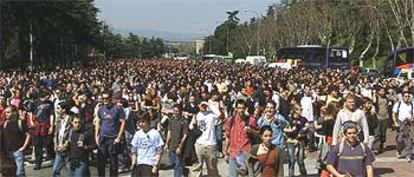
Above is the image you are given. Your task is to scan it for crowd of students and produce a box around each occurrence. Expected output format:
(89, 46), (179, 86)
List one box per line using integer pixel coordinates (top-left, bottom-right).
(0, 59), (412, 177)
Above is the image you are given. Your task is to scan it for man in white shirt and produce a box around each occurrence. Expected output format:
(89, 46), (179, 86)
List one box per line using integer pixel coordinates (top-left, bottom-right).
(392, 91), (414, 161)
(131, 112), (164, 176)
(332, 95), (369, 145)
(189, 101), (221, 177)
(300, 85), (316, 151)
(300, 85), (314, 123)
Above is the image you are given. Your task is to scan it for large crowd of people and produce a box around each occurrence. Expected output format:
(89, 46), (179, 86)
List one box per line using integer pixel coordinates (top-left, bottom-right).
(0, 59), (412, 177)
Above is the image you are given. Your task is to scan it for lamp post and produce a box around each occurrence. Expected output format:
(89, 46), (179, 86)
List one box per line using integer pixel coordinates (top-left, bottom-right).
(244, 10), (260, 56)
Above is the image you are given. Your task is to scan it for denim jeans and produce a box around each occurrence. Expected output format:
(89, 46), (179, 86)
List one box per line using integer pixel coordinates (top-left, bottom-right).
(118, 131), (133, 170)
(169, 151), (183, 177)
(97, 136), (120, 177)
(287, 143), (307, 177)
(228, 156), (238, 177)
(69, 161), (90, 177)
(396, 120), (414, 157)
(215, 124), (223, 153)
(12, 150), (25, 177)
(52, 152), (70, 177)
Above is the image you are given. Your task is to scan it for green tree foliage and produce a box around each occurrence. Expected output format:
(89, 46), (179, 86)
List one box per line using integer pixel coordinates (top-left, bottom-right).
(206, 0), (414, 69)
(0, 0), (166, 69)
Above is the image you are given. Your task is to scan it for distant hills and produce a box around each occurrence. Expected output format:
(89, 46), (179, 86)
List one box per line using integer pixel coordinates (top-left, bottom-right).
(115, 28), (208, 42)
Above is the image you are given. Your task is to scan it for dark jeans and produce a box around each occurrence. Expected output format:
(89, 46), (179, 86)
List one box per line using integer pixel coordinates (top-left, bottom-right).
(287, 143), (307, 177)
(32, 135), (54, 167)
(132, 164), (158, 177)
(373, 118), (388, 151)
(0, 156), (16, 177)
(396, 120), (414, 157)
(97, 136), (121, 177)
(215, 124), (223, 153)
(69, 161), (90, 177)
(118, 131), (133, 170)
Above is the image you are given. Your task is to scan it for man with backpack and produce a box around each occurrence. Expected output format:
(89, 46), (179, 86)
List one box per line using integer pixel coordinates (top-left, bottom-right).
(372, 87), (390, 153)
(325, 121), (375, 177)
(31, 90), (55, 170)
(392, 91), (414, 162)
(224, 99), (259, 177)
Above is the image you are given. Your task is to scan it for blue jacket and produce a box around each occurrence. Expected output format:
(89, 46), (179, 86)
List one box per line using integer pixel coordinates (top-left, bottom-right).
(257, 113), (288, 149)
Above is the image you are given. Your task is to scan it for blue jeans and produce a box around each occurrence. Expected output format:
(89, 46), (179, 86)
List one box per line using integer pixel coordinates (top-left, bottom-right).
(168, 151), (183, 177)
(12, 150), (25, 177)
(69, 161), (90, 177)
(287, 143), (307, 177)
(215, 124), (223, 153)
(228, 156), (238, 177)
(52, 152), (70, 177)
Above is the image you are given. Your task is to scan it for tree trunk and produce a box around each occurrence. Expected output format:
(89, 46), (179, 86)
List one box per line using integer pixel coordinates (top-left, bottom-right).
(359, 32), (374, 67)
(373, 22), (381, 69)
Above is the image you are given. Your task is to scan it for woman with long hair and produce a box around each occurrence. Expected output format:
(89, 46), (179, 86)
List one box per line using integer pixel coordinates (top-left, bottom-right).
(251, 125), (282, 177)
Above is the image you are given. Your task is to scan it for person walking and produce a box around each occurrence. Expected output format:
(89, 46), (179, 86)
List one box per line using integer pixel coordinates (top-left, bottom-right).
(165, 105), (188, 177)
(224, 99), (259, 177)
(332, 95), (369, 145)
(251, 125), (283, 177)
(130, 112), (164, 177)
(52, 102), (72, 177)
(392, 91), (414, 162)
(31, 90), (55, 170)
(68, 116), (96, 177)
(188, 101), (221, 177)
(325, 121), (375, 177)
(95, 91), (126, 177)
(2, 106), (31, 177)
(285, 104), (308, 177)
(372, 87), (390, 153)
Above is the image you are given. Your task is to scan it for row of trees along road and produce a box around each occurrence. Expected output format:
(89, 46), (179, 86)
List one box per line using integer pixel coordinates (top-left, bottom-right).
(0, 0), (168, 70)
(205, 0), (414, 69)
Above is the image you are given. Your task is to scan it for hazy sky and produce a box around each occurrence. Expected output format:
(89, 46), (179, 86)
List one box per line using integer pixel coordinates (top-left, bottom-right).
(95, 0), (278, 35)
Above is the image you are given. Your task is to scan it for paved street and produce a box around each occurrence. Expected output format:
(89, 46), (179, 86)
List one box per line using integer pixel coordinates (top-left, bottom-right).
(24, 129), (412, 177)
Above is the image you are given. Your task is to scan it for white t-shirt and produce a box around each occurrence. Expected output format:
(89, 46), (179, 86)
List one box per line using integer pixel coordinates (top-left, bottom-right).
(361, 89), (373, 99)
(333, 109), (369, 145)
(131, 129), (164, 166)
(194, 107), (221, 146)
(300, 95), (314, 122)
(392, 101), (414, 122)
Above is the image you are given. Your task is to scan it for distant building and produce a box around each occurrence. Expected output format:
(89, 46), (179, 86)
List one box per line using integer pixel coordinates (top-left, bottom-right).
(195, 40), (205, 55)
